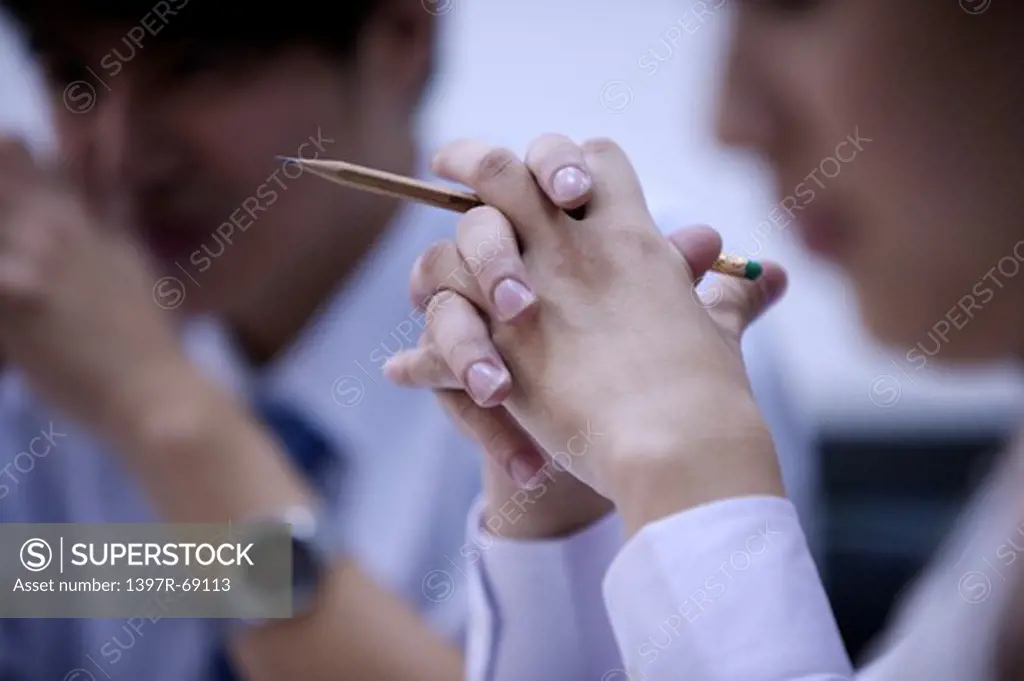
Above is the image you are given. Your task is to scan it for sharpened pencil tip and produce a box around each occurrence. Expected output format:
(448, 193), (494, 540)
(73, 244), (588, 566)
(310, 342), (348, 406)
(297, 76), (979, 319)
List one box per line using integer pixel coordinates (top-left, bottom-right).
(276, 155), (300, 163)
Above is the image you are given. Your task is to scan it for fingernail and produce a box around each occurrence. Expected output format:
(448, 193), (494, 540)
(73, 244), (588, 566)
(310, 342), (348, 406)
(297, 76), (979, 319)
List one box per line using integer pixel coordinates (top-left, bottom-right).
(551, 165), (592, 203)
(466, 361), (509, 405)
(509, 456), (541, 489)
(493, 278), (537, 321)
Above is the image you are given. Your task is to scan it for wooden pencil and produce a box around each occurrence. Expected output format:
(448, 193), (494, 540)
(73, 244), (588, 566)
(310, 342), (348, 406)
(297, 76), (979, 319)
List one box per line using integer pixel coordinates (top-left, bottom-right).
(280, 156), (763, 281)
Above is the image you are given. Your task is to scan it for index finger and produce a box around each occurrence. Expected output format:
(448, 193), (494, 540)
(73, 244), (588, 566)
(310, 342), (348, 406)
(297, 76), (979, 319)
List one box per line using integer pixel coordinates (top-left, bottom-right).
(431, 139), (561, 247)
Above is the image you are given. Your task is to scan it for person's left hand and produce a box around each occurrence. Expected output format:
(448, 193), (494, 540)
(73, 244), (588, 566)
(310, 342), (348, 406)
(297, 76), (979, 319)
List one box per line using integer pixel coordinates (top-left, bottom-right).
(383, 134), (616, 539)
(0, 136), (188, 437)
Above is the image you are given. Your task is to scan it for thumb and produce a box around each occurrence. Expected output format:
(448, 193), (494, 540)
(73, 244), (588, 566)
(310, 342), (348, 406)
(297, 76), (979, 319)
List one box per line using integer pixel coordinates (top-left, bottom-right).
(665, 225), (724, 280)
(702, 260), (788, 338)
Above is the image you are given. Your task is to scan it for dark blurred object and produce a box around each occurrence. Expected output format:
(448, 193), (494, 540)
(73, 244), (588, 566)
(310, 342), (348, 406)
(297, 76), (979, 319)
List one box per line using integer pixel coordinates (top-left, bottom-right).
(994, 550), (1024, 681)
(1, 0), (379, 61)
(819, 431), (1006, 660)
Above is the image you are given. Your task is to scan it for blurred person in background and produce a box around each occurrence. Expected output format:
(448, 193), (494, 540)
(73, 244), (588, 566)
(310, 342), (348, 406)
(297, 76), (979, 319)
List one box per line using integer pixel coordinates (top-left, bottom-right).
(0, 1), (481, 679)
(382, 2), (1024, 681)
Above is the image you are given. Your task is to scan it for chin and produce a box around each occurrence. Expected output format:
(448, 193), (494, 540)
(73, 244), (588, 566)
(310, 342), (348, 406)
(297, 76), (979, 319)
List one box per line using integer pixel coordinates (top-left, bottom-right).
(856, 287), (1023, 366)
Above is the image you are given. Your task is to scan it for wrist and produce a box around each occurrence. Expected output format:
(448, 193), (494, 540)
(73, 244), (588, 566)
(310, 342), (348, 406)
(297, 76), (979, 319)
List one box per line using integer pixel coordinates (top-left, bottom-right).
(109, 359), (312, 521)
(607, 409), (784, 537)
(482, 463), (613, 540)
(109, 356), (226, 455)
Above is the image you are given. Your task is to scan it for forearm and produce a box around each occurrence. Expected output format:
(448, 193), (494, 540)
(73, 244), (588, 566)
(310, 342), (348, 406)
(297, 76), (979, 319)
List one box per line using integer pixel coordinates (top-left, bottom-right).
(108, 364), (462, 681)
(110, 360), (311, 521)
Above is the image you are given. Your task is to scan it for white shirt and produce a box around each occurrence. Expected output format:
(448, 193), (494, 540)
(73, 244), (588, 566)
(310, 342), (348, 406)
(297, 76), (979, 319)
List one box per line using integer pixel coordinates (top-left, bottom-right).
(0, 204), (483, 681)
(465, 440), (1024, 681)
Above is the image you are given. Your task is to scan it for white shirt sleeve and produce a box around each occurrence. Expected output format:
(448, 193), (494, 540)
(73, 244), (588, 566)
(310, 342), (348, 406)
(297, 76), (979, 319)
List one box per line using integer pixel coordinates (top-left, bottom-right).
(464, 497), (626, 681)
(603, 496), (854, 680)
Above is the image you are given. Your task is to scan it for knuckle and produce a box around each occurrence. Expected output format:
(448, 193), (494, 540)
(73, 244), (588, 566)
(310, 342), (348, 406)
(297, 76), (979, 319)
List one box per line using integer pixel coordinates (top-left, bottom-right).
(447, 335), (489, 365)
(424, 289), (457, 324)
(487, 428), (519, 462)
(472, 148), (520, 185)
(609, 228), (665, 259)
(527, 133), (574, 160)
(460, 208), (514, 254)
(418, 240), (457, 280)
(431, 356), (459, 386)
(581, 137), (622, 157)
(467, 411), (505, 451)
(531, 132), (569, 147)
(450, 392), (479, 424)
(491, 321), (520, 350)
(413, 354), (447, 386)
(412, 241), (457, 301)
(416, 345), (446, 374)
(460, 205), (505, 232)
(458, 207), (508, 247)
(475, 253), (521, 290)
(432, 138), (472, 168)
(715, 290), (754, 328)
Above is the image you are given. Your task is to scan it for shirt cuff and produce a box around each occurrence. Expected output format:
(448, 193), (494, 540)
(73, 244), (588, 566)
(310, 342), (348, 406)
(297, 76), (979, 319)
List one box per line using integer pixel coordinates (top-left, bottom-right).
(465, 495), (625, 681)
(603, 496), (853, 681)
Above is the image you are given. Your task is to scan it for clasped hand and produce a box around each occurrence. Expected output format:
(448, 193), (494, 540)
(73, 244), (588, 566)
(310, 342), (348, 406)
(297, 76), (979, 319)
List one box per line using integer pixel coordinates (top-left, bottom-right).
(386, 135), (788, 530)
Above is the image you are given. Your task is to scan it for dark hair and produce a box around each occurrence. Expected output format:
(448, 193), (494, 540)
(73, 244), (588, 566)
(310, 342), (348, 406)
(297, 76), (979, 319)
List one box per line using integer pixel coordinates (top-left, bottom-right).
(1, 0), (382, 62)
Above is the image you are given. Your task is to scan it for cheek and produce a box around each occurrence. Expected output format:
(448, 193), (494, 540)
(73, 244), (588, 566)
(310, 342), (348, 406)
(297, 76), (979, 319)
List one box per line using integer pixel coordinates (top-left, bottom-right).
(812, 5), (1024, 358)
(843, 110), (1017, 353)
(851, 214), (1024, 361)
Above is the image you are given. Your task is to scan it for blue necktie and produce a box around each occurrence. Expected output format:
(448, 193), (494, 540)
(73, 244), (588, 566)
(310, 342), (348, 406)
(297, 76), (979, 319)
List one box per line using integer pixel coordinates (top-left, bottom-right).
(211, 399), (335, 681)
(255, 400), (336, 484)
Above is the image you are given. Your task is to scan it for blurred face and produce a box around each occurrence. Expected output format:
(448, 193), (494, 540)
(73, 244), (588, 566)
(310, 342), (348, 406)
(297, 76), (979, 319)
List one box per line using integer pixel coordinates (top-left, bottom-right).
(716, 1), (1024, 362)
(36, 9), (432, 358)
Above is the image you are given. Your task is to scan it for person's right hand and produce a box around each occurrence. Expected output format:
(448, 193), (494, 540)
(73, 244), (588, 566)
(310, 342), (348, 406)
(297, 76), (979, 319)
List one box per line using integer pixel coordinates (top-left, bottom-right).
(0, 136), (188, 441)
